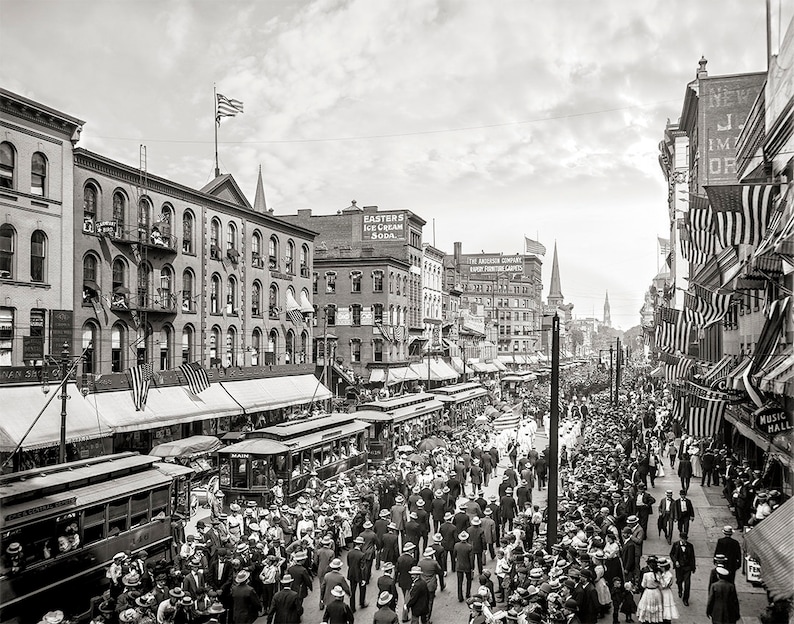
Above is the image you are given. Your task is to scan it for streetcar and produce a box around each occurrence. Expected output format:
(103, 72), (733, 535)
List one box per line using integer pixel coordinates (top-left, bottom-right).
(0, 452), (180, 623)
(216, 412), (369, 504)
(431, 382), (489, 429)
(354, 392), (444, 462)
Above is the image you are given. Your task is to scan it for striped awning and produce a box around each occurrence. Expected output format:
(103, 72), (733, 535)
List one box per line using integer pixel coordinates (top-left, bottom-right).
(726, 356), (753, 391)
(699, 355), (736, 388)
(491, 359), (507, 371)
(743, 497), (794, 601)
(760, 352), (794, 395)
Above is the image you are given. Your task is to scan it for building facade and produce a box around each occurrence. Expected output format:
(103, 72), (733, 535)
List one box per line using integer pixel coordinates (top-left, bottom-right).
(421, 244), (445, 353)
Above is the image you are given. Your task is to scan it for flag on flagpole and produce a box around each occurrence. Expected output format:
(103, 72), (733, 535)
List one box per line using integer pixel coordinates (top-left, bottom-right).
(127, 362), (153, 411)
(216, 93), (244, 124)
(179, 361), (210, 395)
(524, 236), (547, 256)
(657, 237), (670, 257)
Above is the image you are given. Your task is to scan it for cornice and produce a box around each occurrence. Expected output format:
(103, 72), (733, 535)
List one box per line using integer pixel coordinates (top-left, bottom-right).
(0, 120), (64, 146)
(0, 94), (83, 141)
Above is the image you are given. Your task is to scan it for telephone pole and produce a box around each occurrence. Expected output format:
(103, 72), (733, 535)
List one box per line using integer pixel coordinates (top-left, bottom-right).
(546, 313), (560, 553)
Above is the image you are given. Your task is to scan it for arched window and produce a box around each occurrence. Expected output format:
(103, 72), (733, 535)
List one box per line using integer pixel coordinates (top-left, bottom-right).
(159, 325), (173, 370)
(210, 218), (221, 259)
(160, 265), (174, 310)
(372, 270), (383, 293)
(267, 329), (278, 364)
(350, 271), (362, 293)
(301, 331), (309, 363)
(0, 142), (15, 189)
(112, 190), (126, 238)
(82, 322), (98, 375)
(269, 283), (279, 319)
(389, 272), (394, 294)
(227, 276), (237, 315)
(82, 253), (99, 302)
(226, 326), (237, 367)
(31, 152), (47, 196)
(210, 274), (221, 314)
(285, 240), (295, 274)
(268, 236), (279, 270)
(209, 326), (220, 365)
(403, 276), (408, 297)
(137, 262), (151, 308)
(159, 204), (173, 241)
(182, 210), (194, 254)
(325, 271), (336, 294)
(251, 281), (262, 316)
(181, 325), (194, 364)
(111, 322), (127, 372)
(83, 183), (98, 233)
(252, 231), (263, 267)
(111, 257), (128, 308)
(351, 304), (362, 326)
(30, 230), (46, 282)
(285, 330), (295, 364)
(351, 338), (361, 363)
(182, 269), (194, 312)
(227, 222), (237, 252)
(300, 244), (310, 277)
(138, 197), (152, 241)
(251, 328), (263, 366)
(373, 303), (383, 323)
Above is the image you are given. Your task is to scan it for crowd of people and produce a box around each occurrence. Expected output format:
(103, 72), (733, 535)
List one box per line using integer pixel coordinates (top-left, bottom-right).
(59, 362), (784, 624)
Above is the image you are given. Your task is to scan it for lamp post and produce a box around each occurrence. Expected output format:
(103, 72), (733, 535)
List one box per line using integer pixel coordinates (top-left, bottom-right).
(614, 337), (621, 405)
(547, 313), (560, 553)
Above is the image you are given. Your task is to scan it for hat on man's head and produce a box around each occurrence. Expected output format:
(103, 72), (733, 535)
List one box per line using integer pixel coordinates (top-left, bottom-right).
(329, 558), (343, 570)
(458, 531), (469, 541)
(723, 526), (734, 535)
(235, 570), (250, 584)
(377, 591), (393, 606)
(331, 585), (345, 598)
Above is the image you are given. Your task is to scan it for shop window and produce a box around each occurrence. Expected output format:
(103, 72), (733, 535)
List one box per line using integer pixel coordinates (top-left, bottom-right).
(0, 308), (13, 366)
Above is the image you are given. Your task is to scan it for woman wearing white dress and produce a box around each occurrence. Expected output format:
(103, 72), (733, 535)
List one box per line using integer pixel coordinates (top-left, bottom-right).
(657, 557), (679, 623)
(636, 557), (664, 624)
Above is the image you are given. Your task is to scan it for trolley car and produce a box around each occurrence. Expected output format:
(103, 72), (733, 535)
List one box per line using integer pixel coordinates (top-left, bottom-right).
(216, 412), (369, 504)
(431, 382), (489, 428)
(0, 453), (179, 623)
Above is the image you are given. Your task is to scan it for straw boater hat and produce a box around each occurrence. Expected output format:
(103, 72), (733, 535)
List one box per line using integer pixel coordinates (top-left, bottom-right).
(378, 591), (393, 606)
(281, 574), (294, 584)
(235, 570), (250, 584)
(329, 558), (343, 570)
(331, 585), (345, 598)
(458, 531), (469, 541)
(403, 542), (416, 552)
(409, 566), (422, 575)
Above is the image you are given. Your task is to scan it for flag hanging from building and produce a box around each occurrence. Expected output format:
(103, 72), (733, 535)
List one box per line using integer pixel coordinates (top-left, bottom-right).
(179, 361), (210, 395)
(375, 322), (394, 343)
(524, 236), (546, 256)
(686, 394), (726, 437)
(658, 352), (695, 382)
(654, 307), (692, 354)
(286, 308), (304, 325)
(394, 326), (406, 342)
(691, 283), (733, 325)
(706, 183), (778, 247)
(127, 362), (153, 411)
(216, 93), (244, 124)
(657, 237), (671, 257)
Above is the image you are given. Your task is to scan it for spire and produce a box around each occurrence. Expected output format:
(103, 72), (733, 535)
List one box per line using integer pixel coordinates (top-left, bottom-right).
(253, 165), (268, 213)
(603, 290), (612, 327)
(547, 241), (564, 306)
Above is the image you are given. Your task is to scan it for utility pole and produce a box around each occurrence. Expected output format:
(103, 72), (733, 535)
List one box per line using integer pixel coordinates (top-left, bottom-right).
(547, 313), (560, 553)
(609, 345), (614, 406)
(615, 337), (621, 406)
(58, 341), (70, 464)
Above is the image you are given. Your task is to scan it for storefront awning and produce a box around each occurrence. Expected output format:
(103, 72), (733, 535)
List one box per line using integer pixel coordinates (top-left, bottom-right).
(513, 355), (527, 365)
(469, 362), (499, 374)
(497, 355), (514, 364)
(89, 384), (242, 433)
(450, 357), (465, 374)
(724, 409), (770, 451)
(491, 359), (507, 371)
(385, 366), (421, 385)
(699, 355), (736, 387)
(411, 359), (459, 382)
(759, 351), (794, 395)
(0, 384), (113, 452)
(743, 497), (794, 601)
(726, 356), (753, 390)
(220, 374), (331, 412)
(368, 368), (386, 384)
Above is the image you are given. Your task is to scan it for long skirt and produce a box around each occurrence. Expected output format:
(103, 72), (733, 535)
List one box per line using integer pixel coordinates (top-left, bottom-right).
(636, 587), (664, 623)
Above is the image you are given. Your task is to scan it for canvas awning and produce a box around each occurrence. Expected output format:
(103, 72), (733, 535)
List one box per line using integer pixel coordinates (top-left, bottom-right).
(450, 357), (466, 374)
(411, 359), (459, 382)
(149, 434), (222, 459)
(220, 374), (331, 412)
(89, 384), (242, 433)
(0, 384), (113, 452)
(700, 355), (736, 387)
(743, 497), (794, 601)
(726, 356), (753, 391)
(513, 355), (527, 365)
(497, 355), (514, 364)
(385, 366), (421, 385)
(724, 409), (770, 450)
(760, 352), (794, 394)
(491, 359), (507, 371)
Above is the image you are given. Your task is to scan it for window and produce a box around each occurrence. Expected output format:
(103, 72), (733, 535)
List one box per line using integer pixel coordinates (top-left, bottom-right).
(300, 244), (310, 277)
(160, 266), (174, 310)
(112, 191), (126, 238)
(209, 326), (220, 365)
(269, 284), (279, 319)
(325, 272), (336, 294)
(226, 222), (237, 255)
(210, 219), (221, 259)
(181, 326), (193, 364)
(285, 330), (295, 364)
(225, 327), (236, 367)
(0, 142), (14, 189)
(82, 254), (99, 302)
(30, 309), (45, 341)
(389, 272), (394, 294)
(351, 304), (361, 326)
(0, 309), (13, 366)
(252, 231), (263, 267)
(301, 331), (309, 363)
(182, 270), (194, 312)
(29, 230), (46, 282)
(159, 205), (173, 242)
(374, 339), (383, 362)
(227, 276), (237, 315)
(286, 240), (295, 274)
(82, 322), (98, 375)
(251, 281), (262, 316)
(159, 326), (172, 370)
(269, 236), (279, 270)
(111, 323), (126, 372)
(138, 198), (151, 241)
(210, 274), (221, 314)
(31, 152), (46, 196)
(111, 258), (127, 309)
(373, 303), (383, 323)
(251, 329), (262, 366)
(326, 305), (336, 326)
(313, 272), (318, 294)
(373, 270), (383, 292)
(182, 211), (194, 254)
(137, 263), (151, 308)
(351, 271), (362, 293)
(83, 184), (97, 233)
(351, 339), (361, 363)
(267, 330), (278, 365)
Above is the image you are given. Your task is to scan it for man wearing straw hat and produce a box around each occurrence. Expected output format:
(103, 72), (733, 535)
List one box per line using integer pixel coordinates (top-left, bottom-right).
(231, 569), (261, 624)
(323, 585), (355, 624)
(267, 573), (303, 624)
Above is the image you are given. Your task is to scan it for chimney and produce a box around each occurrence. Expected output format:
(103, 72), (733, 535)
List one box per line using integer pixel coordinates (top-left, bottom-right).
(453, 241), (462, 262)
(697, 56), (708, 79)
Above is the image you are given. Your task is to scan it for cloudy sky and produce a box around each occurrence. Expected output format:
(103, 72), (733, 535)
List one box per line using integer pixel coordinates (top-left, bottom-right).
(1, 0), (769, 329)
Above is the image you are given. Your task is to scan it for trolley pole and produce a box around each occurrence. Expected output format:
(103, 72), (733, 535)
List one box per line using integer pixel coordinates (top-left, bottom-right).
(58, 341), (70, 464)
(547, 313), (560, 554)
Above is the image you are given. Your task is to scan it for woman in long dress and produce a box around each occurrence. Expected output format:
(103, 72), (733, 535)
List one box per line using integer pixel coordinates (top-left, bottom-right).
(657, 558), (679, 623)
(636, 557), (664, 624)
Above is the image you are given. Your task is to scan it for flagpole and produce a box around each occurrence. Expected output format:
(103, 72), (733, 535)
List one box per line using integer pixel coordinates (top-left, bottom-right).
(213, 85), (220, 178)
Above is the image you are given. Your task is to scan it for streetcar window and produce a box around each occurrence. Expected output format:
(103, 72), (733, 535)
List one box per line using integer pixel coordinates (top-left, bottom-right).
(231, 458), (247, 488)
(273, 453), (288, 474)
(151, 486), (169, 516)
(108, 498), (129, 535)
(312, 446), (322, 469)
(219, 457), (231, 487)
(321, 444), (333, 465)
(130, 491), (150, 526)
(251, 459), (268, 488)
(83, 503), (106, 546)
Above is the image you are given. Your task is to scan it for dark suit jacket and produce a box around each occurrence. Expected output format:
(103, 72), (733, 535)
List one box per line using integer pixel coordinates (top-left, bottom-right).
(268, 588), (303, 624)
(287, 563), (313, 598)
(453, 541), (474, 573)
(672, 498), (695, 521)
(231, 582), (262, 624)
(381, 532), (400, 564)
(706, 579), (740, 623)
(715, 536), (742, 572)
(406, 577), (430, 616)
(346, 547), (367, 584)
(669, 541), (696, 572)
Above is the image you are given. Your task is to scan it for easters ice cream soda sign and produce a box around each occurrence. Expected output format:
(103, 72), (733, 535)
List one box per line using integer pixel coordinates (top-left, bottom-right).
(362, 211), (406, 240)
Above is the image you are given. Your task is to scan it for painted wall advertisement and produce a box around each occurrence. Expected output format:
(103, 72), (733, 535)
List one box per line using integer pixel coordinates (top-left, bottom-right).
(361, 211), (406, 241)
(465, 255), (524, 274)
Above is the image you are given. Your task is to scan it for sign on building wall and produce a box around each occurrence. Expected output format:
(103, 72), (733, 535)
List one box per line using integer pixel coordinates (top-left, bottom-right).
(50, 309), (73, 351)
(362, 211), (406, 241)
(465, 255), (524, 274)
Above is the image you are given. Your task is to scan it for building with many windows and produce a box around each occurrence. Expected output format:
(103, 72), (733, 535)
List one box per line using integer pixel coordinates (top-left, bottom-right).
(421, 244), (445, 354)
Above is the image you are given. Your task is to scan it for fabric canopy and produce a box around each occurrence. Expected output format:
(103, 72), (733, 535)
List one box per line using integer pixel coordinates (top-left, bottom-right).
(497, 355), (514, 364)
(149, 434), (222, 458)
(411, 359), (458, 382)
(491, 359), (507, 371)
(0, 384), (113, 452)
(449, 357), (465, 374)
(743, 497), (794, 601)
(221, 374), (331, 412)
(759, 351), (794, 395)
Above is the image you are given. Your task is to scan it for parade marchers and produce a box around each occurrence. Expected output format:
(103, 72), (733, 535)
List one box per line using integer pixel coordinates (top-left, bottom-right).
(33, 363), (784, 624)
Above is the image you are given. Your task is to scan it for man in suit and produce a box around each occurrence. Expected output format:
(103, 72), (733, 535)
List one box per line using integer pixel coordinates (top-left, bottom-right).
(397, 542), (418, 609)
(381, 523), (401, 568)
(535, 454), (548, 490)
(701, 448), (716, 486)
(321, 558), (350, 610)
(439, 513), (457, 573)
(657, 490), (675, 544)
(673, 490), (695, 535)
(454, 530), (474, 602)
(405, 566), (430, 624)
(430, 490), (446, 533)
(706, 567), (741, 624)
(669, 532), (696, 606)
(562, 597), (583, 624)
(516, 479), (532, 510)
(267, 574), (303, 624)
(418, 546), (444, 621)
(287, 551), (313, 606)
(231, 570), (262, 624)
(714, 526), (742, 583)
(499, 488), (518, 532)
(182, 558), (206, 599)
(359, 520), (380, 582)
(376, 562), (399, 611)
(324, 584), (355, 624)
(467, 516), (487, 574)
(347, 536), (368, 612)
(577, 568), (601, 624)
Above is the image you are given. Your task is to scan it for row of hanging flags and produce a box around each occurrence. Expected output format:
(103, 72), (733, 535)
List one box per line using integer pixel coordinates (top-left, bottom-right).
(651, 182), (787, 437)
(374, 322), (407, 344)
(126, 361), (211, 411)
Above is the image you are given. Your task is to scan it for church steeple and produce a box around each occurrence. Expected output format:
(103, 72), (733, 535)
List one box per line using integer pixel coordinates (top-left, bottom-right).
(603, 290), (611, 327)
(547, 241), (564, 306)
(253, 165), (268, 213)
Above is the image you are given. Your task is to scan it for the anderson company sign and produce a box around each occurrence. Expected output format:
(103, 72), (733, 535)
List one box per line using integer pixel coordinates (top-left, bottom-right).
(466, 255), (524, 274)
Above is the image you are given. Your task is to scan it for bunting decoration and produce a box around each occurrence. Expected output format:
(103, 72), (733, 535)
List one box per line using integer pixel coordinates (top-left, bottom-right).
(375, 322), (394, 344)
(179, 361), (211, 395)
(658, 352), (696, 382)
(286, 308), (304, 325)
(394, 326), (406, 342)
(686, 393), (727, 437)
(685, 284), (733, 326)
(654, 307), (692, 354)
(127, 362), (153, 411)
(706, 183), (778, 247)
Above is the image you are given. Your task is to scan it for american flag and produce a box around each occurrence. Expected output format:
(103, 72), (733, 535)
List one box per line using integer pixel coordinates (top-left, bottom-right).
(286, 308), (304, 325)
(706, 183), (778, 247)
(654, 307), (692, 354)
(128, 362), (153, 411)
(658, 352), (695, 382)
(216, 93), (244, 124)
(375, 322), (394, 343)
(179, 361), (210, 395)
(524, 236), (547, 256)
(686, 394), (726, 437)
